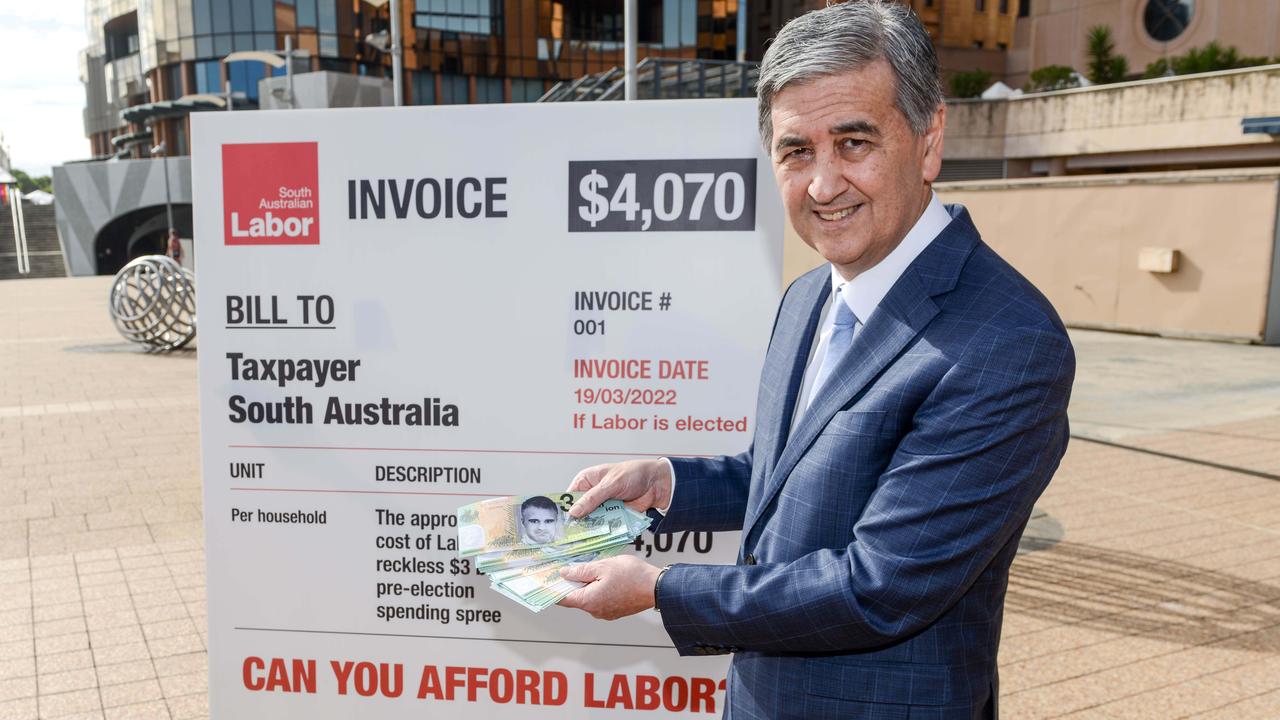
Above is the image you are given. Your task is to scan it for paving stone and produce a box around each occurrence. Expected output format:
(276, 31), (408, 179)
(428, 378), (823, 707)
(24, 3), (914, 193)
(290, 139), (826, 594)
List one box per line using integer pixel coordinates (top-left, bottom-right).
(0, 640), (34, 662)
(29, 687), (99, 716)
(99, 679), (163, 709)
(151, 653), (204, 679)
(102, 700), (170, 720)
(33, 618), (87, 640)
(88, 626), (144, 649)
(90, 643), (150, 667)
(37, 667), (100, 695)
(0, 676), (37, 702)
(94, 661), (156, 688)
(1189, 688), (1280, 719)
(164, 692), (208, 719)
(0, 656), (35, 680)
(36, 650), (94, 675)
(0, 697), (37, 720)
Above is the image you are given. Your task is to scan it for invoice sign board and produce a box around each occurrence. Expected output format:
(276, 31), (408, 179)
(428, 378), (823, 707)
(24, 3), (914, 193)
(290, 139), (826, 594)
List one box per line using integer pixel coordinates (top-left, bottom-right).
(193, 99), (783, 718)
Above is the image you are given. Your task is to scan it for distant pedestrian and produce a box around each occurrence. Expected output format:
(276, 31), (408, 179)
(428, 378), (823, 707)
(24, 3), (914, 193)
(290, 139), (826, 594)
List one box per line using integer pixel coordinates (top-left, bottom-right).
(167, 229), (183, 266)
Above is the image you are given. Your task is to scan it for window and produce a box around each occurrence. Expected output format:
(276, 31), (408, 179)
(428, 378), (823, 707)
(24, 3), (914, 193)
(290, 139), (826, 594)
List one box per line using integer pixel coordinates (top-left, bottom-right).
(297, 0), (317, 29)
(999, 0), (1009, 13)
(319, 34), (338, 57)
(537, 38), (562, 61)
(662, 0), (696, 48)
(565, 1), (661, 45)
(194, 60), (221, 94)
(252, 0), (274, 35)
(1019, 0), (1030, 18)
(415, 0), (495, 35)
(226, 59), (267, 100)
(317, 0), (337, 33)
(163, 63), (183, 99)
(475, 76), (504, 103)
(104, 11), (140, 61)
(412, 70), (436, 105)
(510, 78), (545, 102)
(975, 0), (986, 11)
(1143, 0), (1194, 42)
(439, 73), (468, 104)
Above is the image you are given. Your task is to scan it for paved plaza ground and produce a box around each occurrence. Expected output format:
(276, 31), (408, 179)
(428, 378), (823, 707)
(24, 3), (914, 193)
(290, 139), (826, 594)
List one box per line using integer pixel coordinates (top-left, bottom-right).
(2, 275), (1279, 719)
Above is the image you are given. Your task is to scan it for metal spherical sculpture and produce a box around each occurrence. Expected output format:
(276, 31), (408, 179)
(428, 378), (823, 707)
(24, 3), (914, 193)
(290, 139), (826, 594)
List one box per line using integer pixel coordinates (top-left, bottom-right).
(108, 255), (197, 351)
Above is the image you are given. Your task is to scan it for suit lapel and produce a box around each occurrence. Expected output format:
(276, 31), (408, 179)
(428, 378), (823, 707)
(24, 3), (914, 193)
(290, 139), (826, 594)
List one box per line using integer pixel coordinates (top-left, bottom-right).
(741, 206), (982, 542)
(754, 268), (830, 482)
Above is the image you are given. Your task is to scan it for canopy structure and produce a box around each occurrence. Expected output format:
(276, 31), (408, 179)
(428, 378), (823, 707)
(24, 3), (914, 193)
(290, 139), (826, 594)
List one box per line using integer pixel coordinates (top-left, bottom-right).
(119, 93), (249, 124)
(111, 129), (153, 151)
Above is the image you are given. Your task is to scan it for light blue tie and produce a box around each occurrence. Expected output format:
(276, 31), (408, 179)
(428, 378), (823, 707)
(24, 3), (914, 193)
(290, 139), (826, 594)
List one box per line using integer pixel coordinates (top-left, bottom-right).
(807, 294), (860, 409)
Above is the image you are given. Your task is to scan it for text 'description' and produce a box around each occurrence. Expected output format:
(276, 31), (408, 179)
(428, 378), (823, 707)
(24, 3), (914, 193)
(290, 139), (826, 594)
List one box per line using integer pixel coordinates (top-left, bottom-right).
(568, 159), (756, 233)
(222, 142), (320, 245)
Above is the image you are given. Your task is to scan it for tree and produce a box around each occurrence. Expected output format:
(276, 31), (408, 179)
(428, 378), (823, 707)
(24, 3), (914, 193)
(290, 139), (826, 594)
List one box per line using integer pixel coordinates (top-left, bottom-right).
(1025, 65), (1080, 92)
(1086, 25), (1129, 84)
(949, 69), (993, 99)
(10, 169), (52, 195)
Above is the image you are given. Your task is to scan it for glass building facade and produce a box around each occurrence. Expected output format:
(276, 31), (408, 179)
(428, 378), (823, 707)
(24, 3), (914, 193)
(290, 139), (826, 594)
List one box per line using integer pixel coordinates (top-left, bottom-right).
(82, 0), (744, 158)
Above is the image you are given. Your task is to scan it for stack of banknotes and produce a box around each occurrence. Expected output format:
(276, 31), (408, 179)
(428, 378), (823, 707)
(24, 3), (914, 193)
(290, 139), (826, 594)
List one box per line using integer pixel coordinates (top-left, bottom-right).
(456, 492), (651, 612)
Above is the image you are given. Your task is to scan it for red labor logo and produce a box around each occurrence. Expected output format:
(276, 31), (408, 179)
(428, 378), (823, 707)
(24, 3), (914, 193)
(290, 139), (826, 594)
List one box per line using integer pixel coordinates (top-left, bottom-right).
(222, 142), (319, 245)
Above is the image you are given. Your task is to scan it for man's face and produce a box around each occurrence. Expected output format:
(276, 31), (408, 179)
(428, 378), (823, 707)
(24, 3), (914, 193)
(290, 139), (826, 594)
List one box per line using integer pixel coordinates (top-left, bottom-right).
(521, 507), (558, 543)
(770, 61), (945, 280)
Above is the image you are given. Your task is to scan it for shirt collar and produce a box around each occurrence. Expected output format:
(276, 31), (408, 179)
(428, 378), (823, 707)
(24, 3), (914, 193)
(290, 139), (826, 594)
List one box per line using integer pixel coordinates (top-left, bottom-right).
(829, 192), (952, 324)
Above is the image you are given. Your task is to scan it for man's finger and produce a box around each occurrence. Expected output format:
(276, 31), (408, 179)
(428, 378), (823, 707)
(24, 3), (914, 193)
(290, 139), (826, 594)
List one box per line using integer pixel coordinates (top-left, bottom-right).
(569, 478), (614, 518)
(559, 561), (599, 583)
(567, 466), (603, 493)
(557, 587), (586, 609)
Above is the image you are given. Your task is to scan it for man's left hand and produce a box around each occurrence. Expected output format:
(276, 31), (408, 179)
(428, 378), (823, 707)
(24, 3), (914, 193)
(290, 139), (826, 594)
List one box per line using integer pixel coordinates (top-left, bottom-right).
(557, 556), (662, 620)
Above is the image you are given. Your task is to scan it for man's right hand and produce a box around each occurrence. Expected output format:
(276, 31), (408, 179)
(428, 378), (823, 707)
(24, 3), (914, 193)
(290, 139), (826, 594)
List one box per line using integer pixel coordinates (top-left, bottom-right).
(567, 459), (672, 519)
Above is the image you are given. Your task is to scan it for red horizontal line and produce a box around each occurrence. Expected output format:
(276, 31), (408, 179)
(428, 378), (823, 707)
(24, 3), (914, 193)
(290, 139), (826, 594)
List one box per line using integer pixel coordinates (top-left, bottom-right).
(227, 444), (711, 458)
(229, 487), (504, 497)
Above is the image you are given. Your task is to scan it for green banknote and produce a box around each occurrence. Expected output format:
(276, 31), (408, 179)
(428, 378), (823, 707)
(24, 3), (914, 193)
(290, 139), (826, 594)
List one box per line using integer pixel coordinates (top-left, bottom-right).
(490, 545), (628, 612)
(455, 494), (653, 612)
(473, 500), (651, 573)
(456, 492), (616, 557)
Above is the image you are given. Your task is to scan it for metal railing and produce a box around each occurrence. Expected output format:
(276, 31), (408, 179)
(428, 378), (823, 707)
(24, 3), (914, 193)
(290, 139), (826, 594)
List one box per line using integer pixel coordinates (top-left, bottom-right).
(7, 190), (30, 275)
(539, 58), (759, 102)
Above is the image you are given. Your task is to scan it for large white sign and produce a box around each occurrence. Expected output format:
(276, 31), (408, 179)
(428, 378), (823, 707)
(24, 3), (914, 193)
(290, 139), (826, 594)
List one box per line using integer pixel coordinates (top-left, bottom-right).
(194, 99), (782, 718)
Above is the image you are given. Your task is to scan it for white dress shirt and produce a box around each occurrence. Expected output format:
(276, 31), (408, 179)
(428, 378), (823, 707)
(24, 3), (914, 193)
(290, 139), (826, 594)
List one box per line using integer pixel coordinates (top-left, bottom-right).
(659, 193), (953, 513)
(789, 192), (953, 432)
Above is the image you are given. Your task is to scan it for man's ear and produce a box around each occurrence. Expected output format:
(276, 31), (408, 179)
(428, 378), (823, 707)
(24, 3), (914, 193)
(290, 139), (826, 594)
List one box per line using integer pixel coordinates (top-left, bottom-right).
(921, 103), (946, 184)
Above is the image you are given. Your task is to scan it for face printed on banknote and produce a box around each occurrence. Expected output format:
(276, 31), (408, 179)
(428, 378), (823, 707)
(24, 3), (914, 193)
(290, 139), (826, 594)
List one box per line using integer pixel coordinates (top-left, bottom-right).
(519, 495), (564, 545)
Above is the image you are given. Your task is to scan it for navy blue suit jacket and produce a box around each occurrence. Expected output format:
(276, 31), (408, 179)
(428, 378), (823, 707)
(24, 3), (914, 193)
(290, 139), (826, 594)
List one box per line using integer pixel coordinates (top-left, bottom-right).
(654, 206), (1075, 719)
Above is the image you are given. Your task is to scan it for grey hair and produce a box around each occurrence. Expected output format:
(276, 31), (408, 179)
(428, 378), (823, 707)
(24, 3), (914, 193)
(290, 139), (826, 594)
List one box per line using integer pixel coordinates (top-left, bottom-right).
(756, 0), (943, 149)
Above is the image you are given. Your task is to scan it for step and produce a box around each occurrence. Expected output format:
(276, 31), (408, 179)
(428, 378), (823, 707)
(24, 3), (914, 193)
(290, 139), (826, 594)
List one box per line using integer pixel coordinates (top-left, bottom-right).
(0, 202), (67, 273)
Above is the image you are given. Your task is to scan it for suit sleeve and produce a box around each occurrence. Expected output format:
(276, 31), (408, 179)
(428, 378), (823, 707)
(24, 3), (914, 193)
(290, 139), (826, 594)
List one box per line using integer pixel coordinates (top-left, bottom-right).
(649, 449), (753, 534)
(657, 326), (1075, 654)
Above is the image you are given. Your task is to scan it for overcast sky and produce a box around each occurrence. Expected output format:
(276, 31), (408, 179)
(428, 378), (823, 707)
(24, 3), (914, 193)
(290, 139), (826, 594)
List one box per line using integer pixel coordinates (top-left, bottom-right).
(0, 0), (92, 177)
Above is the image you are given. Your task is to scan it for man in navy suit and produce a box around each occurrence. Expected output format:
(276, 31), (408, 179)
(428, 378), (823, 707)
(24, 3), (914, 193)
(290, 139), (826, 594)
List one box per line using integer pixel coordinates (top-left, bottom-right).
(559, 2), (1075, 717)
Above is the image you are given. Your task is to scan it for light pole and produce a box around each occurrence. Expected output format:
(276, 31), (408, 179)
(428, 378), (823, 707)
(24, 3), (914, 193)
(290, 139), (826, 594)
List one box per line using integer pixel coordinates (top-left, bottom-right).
(737, 0), (748, 63)
(390, 0), (403, 106)
(151, 142), (174, 237)
(364, 0), (403, 105)
(624, 0), (637, 100)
